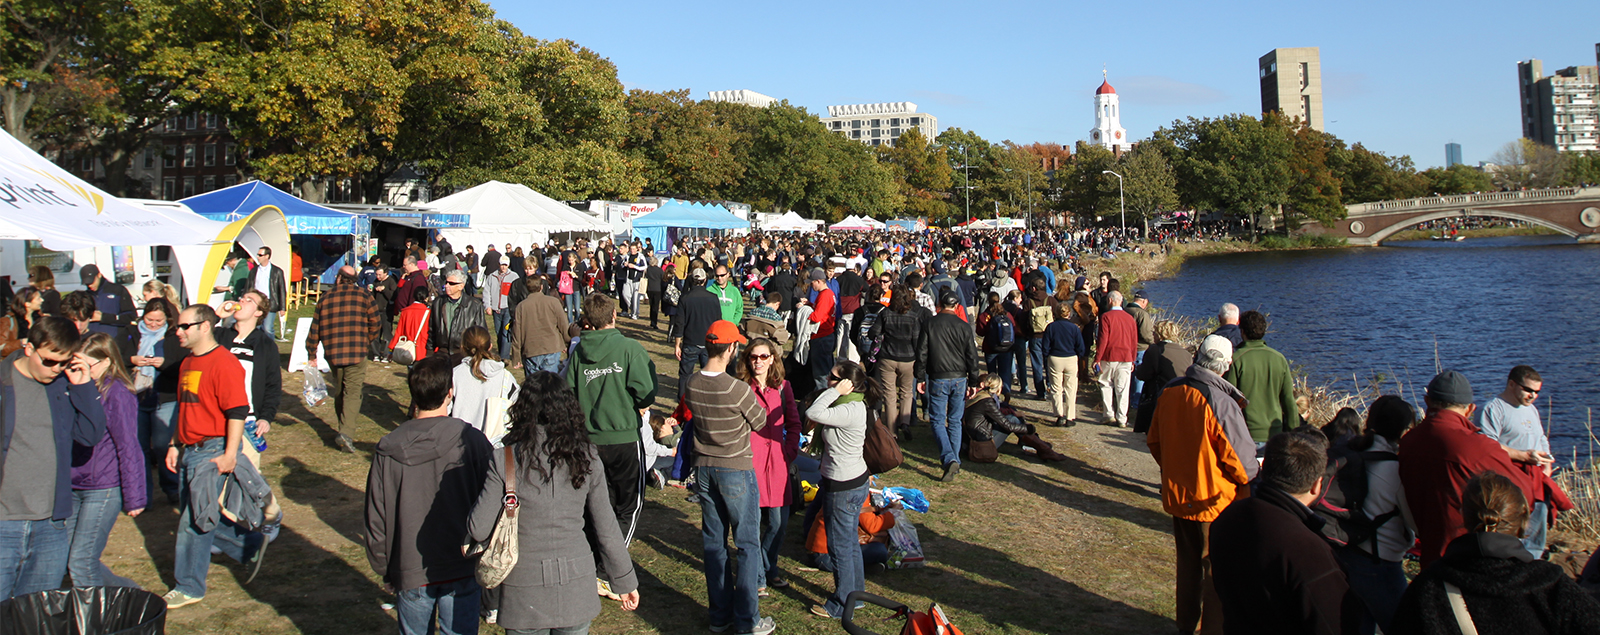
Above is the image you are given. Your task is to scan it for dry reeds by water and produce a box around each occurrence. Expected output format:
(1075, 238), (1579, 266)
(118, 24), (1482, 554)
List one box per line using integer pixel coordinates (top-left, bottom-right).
(1555, 409), (1600, 542)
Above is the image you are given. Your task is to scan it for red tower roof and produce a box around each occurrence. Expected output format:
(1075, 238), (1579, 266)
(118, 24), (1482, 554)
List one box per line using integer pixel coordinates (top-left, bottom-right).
(1096, 79), (1116, 95)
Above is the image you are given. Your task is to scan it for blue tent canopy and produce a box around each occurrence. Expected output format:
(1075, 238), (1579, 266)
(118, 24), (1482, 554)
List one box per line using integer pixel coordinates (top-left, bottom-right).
(631, 201), (747, 253)
(182, 181), (368, 235)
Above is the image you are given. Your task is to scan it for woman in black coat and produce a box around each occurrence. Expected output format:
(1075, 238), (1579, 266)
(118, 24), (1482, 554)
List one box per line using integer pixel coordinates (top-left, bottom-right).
(644, 257), (664, 330)
(1390, 471), (1600, 635)
(1132, 320), (1194, 434)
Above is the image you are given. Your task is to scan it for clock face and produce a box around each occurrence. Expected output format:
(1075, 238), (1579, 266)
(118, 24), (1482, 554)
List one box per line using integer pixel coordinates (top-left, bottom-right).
(1115, 131), (1122, 140)
(1092, 131), (1100, 139)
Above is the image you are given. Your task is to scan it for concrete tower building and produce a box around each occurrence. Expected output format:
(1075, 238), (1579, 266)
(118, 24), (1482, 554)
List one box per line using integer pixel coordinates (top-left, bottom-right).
(1259, 47), (1324, 131)
(819, 102), (937, 147)
(1088, 72), (1128, 153)
(1518, 51), (1599, 153)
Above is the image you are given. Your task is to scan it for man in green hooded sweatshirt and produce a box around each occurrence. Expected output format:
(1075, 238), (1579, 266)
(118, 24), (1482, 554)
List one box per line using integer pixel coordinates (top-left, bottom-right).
(567, 292), (657, 598)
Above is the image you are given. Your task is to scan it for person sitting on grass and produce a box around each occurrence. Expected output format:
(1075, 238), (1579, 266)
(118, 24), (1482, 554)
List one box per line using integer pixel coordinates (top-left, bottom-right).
(962, 373), (1065, 462)
(640, 410), (679, 489)
(803, 494), (898, 576)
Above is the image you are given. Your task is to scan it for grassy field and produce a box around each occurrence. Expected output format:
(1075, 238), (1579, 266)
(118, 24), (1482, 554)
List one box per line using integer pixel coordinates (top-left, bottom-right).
(99, 303), (1182, 634)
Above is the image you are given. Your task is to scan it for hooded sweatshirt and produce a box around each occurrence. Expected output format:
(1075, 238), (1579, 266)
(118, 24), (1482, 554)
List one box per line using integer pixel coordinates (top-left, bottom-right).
(566, 328), (658, 446)
(450, 358), (520, 445)
(364, 415), (492, 591)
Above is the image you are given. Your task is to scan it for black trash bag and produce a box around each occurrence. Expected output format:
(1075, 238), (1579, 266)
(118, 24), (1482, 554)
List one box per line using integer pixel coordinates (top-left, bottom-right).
(0, 587), (166, 635)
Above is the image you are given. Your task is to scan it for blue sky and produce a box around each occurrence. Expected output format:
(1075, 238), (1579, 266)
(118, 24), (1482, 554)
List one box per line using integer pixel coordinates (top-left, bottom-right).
(492, 0), (1600, 169)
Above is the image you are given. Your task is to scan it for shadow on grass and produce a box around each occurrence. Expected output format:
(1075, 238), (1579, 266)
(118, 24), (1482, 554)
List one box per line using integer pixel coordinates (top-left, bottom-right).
(227, 525), (391, 635)
(973, 452), (1169, 532)
(876, 523), (1170, 633)
(276, 456), (368, 546)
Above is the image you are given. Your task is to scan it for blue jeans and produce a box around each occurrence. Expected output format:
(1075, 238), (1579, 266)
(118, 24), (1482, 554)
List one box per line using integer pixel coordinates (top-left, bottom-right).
(1027, 337), (1045, 396)
(1525, 501), (1549, 558)
(263, 312), (280, 339)
(523, 353), (560, 375)
(677, 344), (708, 397)
(66, 487), (136, 588)
(1333, 547), (1407, 635)
(506, 624), (590, 635)
(758, 505), (788, 589)
(1011, 340), (1028, 389)
(563, 292), (582, 322)
(0, 518), (71, 600)
(1131, 349), (1147, 396)
(985, 352), (1015, 396)
(811, 542), (889, 573)
(396, 576), (481, 635)
(821, 482), (870, 618)
(138, 399), (180, 500)
(809, 333), (838, 394)
(695, 467), (762, 632)
(927, 378), (967, 467)
(173, 438), (256, 598)
(494, 310), (514, 359)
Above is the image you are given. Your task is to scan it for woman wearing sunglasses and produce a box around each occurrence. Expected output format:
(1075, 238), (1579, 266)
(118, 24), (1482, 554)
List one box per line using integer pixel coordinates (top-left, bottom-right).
(736, 338), (800, 597)
(803, 360), (878, 621)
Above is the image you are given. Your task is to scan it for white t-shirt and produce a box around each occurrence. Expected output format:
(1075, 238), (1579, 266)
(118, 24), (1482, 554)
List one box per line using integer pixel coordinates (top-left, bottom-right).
(1478, 396), (1549, 454)
(254, 264), (272, 297)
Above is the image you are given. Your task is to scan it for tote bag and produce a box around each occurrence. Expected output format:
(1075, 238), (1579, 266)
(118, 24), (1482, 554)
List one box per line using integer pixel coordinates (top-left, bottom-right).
(474, 447), (519, 588)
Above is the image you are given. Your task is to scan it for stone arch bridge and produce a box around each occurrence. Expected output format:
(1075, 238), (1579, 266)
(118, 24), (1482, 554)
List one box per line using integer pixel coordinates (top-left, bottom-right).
(1309, 186), (1600, 246)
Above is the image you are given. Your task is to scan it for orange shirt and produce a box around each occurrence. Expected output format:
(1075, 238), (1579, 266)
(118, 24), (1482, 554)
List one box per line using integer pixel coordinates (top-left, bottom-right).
(807, 498), (897, 553)
(176, 346), (249, 445)
(290, 252), (304, 283)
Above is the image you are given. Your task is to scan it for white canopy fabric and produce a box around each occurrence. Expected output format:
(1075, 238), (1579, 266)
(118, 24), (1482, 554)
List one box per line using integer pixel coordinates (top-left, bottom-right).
(428, 181), (609, 249)
(764, 211), (816, 233)
(860, 216), (886, 229)
(829, 216), (875, 231)
(0, 130), (226, 250)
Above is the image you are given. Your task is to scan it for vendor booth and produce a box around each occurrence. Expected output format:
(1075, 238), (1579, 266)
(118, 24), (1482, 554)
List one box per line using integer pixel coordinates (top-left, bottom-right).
(183, 181), (366, 288)
(764, 211), (818, 233)
(631, 200), (749, 254)
(828, 216), (876, 232)
(428, 181), (610, 253)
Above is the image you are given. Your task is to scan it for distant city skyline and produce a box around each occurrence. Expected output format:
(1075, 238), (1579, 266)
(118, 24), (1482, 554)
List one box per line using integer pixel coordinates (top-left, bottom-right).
(490, 0), (1600, 169)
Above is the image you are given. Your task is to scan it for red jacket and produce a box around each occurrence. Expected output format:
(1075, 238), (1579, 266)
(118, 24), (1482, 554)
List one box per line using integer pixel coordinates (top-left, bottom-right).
(809, 288), (836, 339)
(1398, 408), (1535, 568)
(389, 302), (431, 354)
(1096, 308), (1138, 363)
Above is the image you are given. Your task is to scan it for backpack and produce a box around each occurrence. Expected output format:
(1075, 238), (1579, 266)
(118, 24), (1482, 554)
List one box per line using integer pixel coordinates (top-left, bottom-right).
(1029, 304), (1052, 334)
(862, 409), (903, 475)
(988, 313), (1015, 353)
(1311, 439), (1401, 556)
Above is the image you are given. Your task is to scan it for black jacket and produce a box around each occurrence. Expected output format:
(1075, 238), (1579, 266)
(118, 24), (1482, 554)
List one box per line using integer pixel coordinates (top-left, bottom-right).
(767, 270), (798, 312)
(963, 395), (1033, 441)
(1210, 485), (1357, 635)
(1390, 532), (1600, 635)
(247, 264), (289, 313)
(646, 265), (664, 293)
(370, 276), (399, 320)
(214, 325), (283, 422)
(428, 293), (486, 355)
(86, 277), (138, 336)
(1133, 340), (1194, 433)
(870, 306), (928, 364)
(669, 285), (721, 347)
(115, 324), (187, 398)
(917, 312), (980, 383)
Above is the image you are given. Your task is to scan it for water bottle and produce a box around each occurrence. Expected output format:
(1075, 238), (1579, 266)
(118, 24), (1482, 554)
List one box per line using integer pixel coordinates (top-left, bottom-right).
(244, 416), (267, 452)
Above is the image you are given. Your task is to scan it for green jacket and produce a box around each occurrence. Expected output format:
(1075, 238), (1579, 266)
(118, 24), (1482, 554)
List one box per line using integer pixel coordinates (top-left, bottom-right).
(566, 328), (658, 446)
(710, 281), (744, 323)
(1224, 340), (1300, 442)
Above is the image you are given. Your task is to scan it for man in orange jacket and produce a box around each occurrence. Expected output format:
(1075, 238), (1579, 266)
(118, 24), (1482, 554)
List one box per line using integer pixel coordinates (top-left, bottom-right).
(1147, 335), (1258, 635)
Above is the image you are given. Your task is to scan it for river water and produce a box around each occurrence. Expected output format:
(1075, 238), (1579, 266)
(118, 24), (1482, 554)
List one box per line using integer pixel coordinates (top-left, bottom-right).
(1141, 236), (1600, 463)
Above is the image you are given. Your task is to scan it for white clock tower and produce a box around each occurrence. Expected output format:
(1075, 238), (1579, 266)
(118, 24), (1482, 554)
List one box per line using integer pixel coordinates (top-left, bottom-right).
(1088, 71), (1127, 153)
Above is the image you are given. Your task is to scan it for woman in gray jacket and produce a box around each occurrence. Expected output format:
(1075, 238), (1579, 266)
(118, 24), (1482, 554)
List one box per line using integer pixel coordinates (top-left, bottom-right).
(804, 361), (875, 621)
(470, 371), (640, 634)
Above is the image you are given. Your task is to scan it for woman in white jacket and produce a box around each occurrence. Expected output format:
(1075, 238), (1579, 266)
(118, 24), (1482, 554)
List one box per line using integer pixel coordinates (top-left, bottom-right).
(804, 360), (877, 621)
(450, 326), (519, 447)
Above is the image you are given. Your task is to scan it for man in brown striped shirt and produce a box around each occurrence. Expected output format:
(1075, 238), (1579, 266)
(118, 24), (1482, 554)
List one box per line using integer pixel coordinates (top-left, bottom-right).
(685, 320), (776, 635)
(305, 266), (378, 453)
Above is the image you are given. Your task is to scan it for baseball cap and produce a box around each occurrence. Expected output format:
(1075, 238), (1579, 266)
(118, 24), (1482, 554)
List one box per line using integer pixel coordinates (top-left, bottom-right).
(79, 264), (100, 284)
(705, 320), (747, 344)
(809, 268), (826, 281)
(1198, 335), (1233, 360)
(1133, 290), (1150, 300)
(690, 267), (708, 281)
(939, 290), (961, 307)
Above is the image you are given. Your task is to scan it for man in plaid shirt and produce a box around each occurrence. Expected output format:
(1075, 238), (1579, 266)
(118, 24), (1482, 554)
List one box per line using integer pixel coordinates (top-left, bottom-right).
(306, 266), (379, 453)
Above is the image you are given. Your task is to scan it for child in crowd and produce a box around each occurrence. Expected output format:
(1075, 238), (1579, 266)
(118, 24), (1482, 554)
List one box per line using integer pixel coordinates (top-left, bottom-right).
(803, 492), (898, 575)
(640, 411), (681, 489)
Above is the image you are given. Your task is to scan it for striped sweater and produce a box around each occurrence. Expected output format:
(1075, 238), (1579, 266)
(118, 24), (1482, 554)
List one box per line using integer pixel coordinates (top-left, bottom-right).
(685, 372), (768, 470)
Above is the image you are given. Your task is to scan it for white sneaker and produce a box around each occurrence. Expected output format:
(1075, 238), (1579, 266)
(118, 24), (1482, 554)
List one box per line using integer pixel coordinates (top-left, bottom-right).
(162, 589), (202, 609)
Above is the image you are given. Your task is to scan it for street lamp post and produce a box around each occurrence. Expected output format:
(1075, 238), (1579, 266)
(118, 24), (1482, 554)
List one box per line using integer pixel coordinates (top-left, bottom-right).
(1102, 170), (1125, 234)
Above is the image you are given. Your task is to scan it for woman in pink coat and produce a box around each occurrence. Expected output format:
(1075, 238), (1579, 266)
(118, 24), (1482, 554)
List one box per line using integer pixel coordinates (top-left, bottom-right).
(737, 337), (801, 596)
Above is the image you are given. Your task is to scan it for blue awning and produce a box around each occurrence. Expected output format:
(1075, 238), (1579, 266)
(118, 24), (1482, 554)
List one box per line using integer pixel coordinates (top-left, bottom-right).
(182, 181), (368, 235)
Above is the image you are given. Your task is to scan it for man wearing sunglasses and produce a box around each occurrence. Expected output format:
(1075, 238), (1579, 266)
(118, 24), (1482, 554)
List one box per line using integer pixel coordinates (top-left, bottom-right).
(250, 246), (288, 342)
(427, 270), (485, 361)
(1478, 364), (1557, 558)
(709, 266), (744, 324)
(0, 317), (106, 601)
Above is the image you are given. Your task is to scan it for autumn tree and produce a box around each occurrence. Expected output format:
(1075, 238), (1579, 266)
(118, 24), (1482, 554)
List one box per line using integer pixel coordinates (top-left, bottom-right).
(1420, 164), (1493, 195)
(1274, 115), (1344, 226)
(623, 89), (743, 199)
(1488, 139), (1569, 190)
(1154, 114), (1293, 235)
(1332, 142), (1425, 204)
(731, 102), (898, 221)
(877, 128), (952, 221)
(1113, 143), (1179, 223)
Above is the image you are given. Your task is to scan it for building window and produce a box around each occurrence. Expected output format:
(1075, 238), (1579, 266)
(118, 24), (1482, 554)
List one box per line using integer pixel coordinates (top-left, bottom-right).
(142, 147), (156, 169)
(851, 120), (861, 129)
(224, 144), (237, 166)
(163, 146), (176, 168)
(162, 178), (175, 200)
(870, 139), (881, 146)
(166, 116), (179, 132)
(182, 145), (195, 167)
(830, 121), (841, 130)
(890, 118), (900, 127)
(80, 156), (92, 171)
(870, 119), (881, 127)
(1302, 95), (1311, 120)
(223, 175), (237, 187)
(202, 176), (215, 192)
(184, 113), (196, 130)
(910, 117), (920, 126)
(890, 128), (901, 138)
(203, 144), (216, 166)
(871, 129), (881, 138)
(851, 130), (861, 139)
(181, 177), (195, 197)
(205, 113), (218, 129)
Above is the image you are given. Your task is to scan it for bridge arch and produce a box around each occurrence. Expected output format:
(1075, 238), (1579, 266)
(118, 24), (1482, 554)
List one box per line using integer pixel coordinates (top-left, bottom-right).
(1364, 208), (1581, 245)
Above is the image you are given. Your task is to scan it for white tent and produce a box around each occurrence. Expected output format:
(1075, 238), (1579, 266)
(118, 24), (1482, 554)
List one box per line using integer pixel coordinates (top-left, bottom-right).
(829, 216), (875, 232)
(764, 211), (816, 233)
(428, 181), (610, 249)
(859, 216), (886, 229)
(0, 130), (226, 250)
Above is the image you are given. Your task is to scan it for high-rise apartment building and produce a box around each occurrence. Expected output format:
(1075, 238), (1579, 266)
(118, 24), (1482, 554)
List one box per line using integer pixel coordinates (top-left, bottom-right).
(819, 102), (937, 147)
(1445, 143), (1463, 168)
(1259, 47), (1324, 131)
(1518, 49), (1599, 153)
(706, 89), (777, 108)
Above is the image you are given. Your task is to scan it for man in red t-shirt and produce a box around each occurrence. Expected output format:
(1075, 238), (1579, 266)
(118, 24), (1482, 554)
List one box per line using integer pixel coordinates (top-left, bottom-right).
(1096, 290), (1138, 427)
(162, 304), (254, 609)
(800, 269), (836, 394)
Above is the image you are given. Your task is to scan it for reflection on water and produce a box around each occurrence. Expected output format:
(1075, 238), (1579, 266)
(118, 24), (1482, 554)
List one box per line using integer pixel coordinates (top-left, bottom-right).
(1141, 236), (1600, 463)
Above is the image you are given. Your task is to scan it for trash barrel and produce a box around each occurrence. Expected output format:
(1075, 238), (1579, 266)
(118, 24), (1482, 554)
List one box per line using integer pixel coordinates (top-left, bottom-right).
(0, 587), (166, 635)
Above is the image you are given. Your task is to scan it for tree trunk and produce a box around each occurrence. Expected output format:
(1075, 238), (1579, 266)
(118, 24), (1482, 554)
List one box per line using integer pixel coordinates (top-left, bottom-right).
(299, 178), (327, 203)
(103, 150), (130, 197)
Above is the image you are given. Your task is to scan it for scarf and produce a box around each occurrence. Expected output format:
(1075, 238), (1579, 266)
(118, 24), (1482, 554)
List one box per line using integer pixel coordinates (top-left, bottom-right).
(831, 391), (865, 408)
(135, 321), (164, 378)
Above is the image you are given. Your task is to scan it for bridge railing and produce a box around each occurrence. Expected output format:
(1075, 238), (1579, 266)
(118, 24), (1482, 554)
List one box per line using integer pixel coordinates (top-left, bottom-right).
(1346, 187), (1593, 216)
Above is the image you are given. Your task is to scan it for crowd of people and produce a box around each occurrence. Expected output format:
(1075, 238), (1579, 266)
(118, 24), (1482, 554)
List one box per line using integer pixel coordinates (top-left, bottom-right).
(1, 224), (1597, 635)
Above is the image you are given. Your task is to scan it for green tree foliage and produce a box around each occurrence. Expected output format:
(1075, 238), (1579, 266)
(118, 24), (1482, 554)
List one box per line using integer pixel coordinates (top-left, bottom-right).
(1333, 142), (1425, 204)
(1420, 164), (1494, 195)
(1055, 142), (1118, 222)
(730, 102), (898, 221)
(1154, 114), (1293, 226)
(935, 127), (994, 222)
(1565, 151), (1600, 186)
(877, 128), (952, 221)
(1276, 116), (1344, 225)
(623, 88), (743, 199)
(1114, 144), (1180, 222)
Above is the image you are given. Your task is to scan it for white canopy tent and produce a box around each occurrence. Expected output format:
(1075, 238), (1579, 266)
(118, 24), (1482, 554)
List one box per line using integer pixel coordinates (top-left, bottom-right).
(428, 181), (610, 249)
(829, 215), (875, 232)
(764, 211), (817, 233)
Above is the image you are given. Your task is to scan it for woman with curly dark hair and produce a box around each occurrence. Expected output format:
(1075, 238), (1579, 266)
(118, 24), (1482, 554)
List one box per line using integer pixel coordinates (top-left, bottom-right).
(469, 371), (640, 634)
